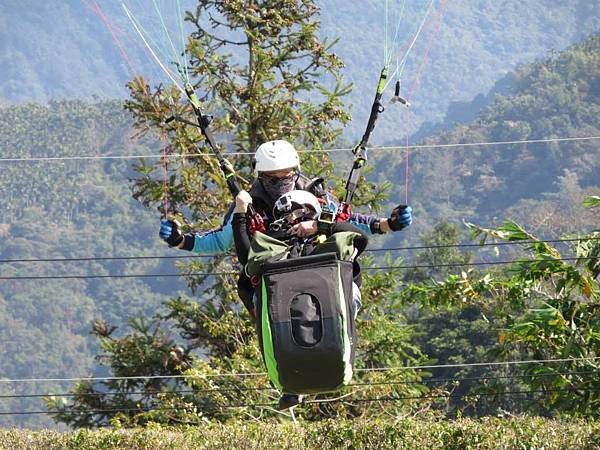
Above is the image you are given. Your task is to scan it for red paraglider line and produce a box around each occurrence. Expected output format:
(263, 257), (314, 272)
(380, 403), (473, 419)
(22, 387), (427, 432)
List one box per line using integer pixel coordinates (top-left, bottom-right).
(404, 108), (411, 204)
(81, 0), (171, 216)
(408, 0), (450, 99)
(82, 0), (137, 77)
(404, 0), (450, 204)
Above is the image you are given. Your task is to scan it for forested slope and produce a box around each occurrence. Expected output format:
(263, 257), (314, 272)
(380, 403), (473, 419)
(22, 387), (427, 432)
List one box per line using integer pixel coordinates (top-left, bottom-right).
(0, 101), (185, 429)
(377, 34), (600, 245)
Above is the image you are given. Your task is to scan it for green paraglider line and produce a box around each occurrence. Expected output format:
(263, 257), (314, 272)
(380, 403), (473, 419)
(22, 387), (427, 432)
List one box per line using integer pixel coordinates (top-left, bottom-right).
(385, 0), (436, 90)
(150, 0), (187, 83)
(388, 0), (407, 63)
(121, 2), (185, 93)
(175, 0), (190, 83)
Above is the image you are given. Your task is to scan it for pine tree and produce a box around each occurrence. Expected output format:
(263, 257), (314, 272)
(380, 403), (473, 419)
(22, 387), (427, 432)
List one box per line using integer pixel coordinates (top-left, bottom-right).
(47, 0), (426, 427)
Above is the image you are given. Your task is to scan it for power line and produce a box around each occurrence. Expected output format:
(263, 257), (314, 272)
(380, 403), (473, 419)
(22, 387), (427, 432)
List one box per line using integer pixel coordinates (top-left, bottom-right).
(2, 237), (597, 264)
(354, 357), (600, 373)
(1, 136), (598, 163)
(0, 357), (595, 384)
(0, 254), (222, 264)
(0, 406), (182, 416)
(369, 237), (600, 253)
(0, 372), (264, 385)
(0, 272), (231, 280)
(0, 387), (272, 400)
(1, 256), (596, 280)
(348, 370), (598, 389)
(2, 387), (597, 415)
(371, 256), (595, 271)
(302, 387), (600, 407)
(1, 370), (593, 400)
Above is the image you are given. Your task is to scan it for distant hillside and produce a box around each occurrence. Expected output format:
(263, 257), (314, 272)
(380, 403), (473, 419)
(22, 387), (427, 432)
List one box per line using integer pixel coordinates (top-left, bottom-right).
(0, 100), (184, 429)
(1, 1), (598, 141)
(376, 34), (600, 244)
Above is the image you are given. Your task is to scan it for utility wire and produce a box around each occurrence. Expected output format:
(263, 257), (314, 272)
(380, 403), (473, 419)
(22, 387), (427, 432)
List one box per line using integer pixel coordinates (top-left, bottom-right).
(2, 387), (598, 415)
(0, 357), (595, 384)
(371, 256), (596, 271)
(0, 256), (596, 280)
(369, 237), (600, 253)
(354, 357), (600, 374)
(0, 387), (271, 400)
(3, 237), (597, 264)
(1, 370), (594, 400)
(302, 387), (600, 407)
(348, 370), (598, 389)
(0, 272), (231, 280)
(0, 406), (182, 416)
(1, 136), (598, 163)
(0, 254), (228, 264)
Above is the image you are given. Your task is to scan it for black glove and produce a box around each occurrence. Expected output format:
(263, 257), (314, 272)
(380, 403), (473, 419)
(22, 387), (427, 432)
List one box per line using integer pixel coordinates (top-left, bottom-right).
(159, 219), (184, 247)
(388, 205), (413, 231)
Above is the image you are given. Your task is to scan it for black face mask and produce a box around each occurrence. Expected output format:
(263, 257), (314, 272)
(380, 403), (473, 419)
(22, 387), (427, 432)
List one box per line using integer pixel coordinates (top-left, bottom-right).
(260, 174), (296, 201)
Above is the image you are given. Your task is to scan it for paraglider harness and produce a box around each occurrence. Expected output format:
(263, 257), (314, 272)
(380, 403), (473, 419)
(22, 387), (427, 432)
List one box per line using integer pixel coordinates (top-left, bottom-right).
(248, 229), (359, 394)
(247, 68), (407, 395)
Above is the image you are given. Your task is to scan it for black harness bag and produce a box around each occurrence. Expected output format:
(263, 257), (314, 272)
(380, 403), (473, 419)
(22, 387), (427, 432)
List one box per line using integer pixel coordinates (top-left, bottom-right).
(255, 252), (357, 394)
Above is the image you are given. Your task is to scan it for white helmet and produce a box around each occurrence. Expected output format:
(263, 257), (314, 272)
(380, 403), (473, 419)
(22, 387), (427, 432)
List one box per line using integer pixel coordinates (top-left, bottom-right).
(273, 190), (322, 221)
(254, 140), (300, 173)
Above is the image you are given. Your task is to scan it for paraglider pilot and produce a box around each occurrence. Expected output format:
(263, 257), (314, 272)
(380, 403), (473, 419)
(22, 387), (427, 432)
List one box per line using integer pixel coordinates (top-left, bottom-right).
(159, 140), (413, 316)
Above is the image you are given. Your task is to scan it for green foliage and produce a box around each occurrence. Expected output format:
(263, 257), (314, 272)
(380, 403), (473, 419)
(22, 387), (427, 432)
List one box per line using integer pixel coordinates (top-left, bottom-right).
(583, 195), (600, 210)
(402, 220), (474, 283)
(400, 221), (519, 416)
(2, 417), (600, 449)
(397, 198), (600, 417)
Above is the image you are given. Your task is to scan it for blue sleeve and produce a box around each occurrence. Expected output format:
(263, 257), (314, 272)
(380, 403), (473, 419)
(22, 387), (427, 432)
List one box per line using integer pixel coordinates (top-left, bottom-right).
(187, 204), (235, 255)
(348, 213), (376, 236)
(191, 217), (234, 255)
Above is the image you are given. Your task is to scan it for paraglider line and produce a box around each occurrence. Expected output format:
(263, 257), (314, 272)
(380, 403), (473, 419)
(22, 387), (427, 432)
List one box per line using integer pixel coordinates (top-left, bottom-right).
(81, 0), (137, 77)
(121, 2), (185, 94)
(84, 0), (174, 215)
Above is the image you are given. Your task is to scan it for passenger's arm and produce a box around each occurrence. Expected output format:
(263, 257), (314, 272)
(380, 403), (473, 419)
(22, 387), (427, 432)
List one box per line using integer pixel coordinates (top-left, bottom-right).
(232, 213), (251, 265)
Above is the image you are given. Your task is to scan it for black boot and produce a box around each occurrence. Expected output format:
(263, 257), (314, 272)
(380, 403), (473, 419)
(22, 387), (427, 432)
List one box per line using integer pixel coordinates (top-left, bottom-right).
(278, 393), (303, 410)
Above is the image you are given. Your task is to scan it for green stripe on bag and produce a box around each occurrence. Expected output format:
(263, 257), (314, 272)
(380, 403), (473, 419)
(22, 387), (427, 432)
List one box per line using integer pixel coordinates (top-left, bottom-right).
(261, 279), (282, 390)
